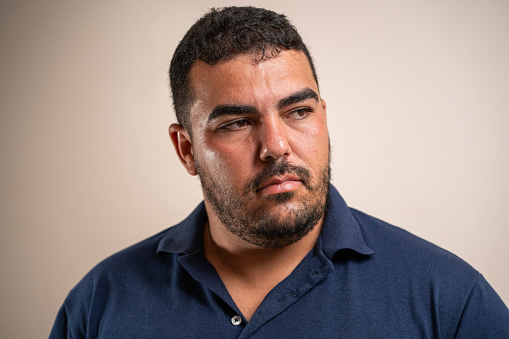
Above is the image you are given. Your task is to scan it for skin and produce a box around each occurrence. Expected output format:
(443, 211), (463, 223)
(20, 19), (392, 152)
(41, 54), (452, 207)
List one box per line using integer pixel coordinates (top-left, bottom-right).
(169, 50), (330, 320)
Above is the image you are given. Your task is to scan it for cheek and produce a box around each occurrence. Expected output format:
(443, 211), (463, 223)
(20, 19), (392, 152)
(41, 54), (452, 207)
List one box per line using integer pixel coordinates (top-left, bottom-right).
(293, 121), (329, 157)
(206, 131), (259, 161)
(198, 142), (254, 181)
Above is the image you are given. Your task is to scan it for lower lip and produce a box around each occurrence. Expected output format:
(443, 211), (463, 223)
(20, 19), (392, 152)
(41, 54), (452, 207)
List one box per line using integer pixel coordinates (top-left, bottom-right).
(258, 180), (302, 195)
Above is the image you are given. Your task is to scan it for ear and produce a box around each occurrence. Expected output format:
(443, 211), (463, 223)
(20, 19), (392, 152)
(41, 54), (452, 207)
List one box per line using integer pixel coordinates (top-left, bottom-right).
(169, 124), (198, 176)
(320, 98), (327, 116)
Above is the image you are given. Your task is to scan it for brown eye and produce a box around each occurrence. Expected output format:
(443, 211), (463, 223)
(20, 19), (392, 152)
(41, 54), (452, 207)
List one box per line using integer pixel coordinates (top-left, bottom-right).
(287, 108), (311, 120)
(235, 120), (248, 128)
(219, 119), (251, 131)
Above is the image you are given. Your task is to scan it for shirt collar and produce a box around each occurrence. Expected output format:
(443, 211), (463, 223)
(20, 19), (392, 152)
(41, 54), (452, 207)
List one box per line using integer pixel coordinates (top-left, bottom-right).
(157, 185), (374, 258)
(320, 185), (374, 258)
(157, 201), (208, 255)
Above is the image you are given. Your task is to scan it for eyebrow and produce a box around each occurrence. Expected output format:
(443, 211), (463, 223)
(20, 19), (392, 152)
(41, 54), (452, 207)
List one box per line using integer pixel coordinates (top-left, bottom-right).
(278, 88), (319, 109)
(207, 88), (319, 122)
(208, 104), (256, 122)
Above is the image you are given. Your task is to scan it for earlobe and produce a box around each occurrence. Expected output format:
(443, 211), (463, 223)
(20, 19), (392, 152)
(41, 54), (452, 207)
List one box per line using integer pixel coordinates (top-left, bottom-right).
(169, 124), (198, 176)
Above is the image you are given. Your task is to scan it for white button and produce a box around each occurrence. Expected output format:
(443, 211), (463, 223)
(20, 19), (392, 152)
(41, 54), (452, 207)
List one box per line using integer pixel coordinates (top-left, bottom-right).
(231, 315), (242, 326)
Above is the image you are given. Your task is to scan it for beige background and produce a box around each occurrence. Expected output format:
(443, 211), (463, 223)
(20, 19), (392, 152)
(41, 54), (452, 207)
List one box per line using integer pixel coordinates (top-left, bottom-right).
(1, 0), (508, 337)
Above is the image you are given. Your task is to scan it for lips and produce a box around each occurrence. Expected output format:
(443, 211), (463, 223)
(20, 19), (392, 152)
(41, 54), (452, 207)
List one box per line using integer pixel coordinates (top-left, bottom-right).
(244, 159), (312, 196)
(256, 174), (302, 195)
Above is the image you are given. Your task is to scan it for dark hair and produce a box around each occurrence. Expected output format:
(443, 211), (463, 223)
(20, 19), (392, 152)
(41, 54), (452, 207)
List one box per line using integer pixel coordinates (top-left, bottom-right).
(169, 6), (318, 135)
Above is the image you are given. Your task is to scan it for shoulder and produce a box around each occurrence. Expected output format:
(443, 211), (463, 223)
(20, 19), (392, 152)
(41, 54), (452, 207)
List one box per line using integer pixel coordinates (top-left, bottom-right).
(55, 227), (181, 337)
(61, 204), (206, 310)
(85, 227), (171, 280)
(62, 210), (205, 300)
(346, 209), (509, 335)
(63, 227), (176, 308)
(350, 207), (475, 275)
(347, 207), (482, 307)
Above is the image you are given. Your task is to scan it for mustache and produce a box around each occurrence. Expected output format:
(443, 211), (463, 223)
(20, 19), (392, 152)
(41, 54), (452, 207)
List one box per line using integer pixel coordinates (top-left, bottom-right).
(243, 159), (312, 194)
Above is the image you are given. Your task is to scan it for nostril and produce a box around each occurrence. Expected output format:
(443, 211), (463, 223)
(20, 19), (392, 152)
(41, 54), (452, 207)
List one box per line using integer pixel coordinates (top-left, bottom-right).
(260, 139), (291, 161)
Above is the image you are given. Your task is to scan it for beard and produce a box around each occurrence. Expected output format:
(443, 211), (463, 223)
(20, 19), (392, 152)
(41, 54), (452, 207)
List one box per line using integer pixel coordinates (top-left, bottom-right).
(195, 153), (330, 248)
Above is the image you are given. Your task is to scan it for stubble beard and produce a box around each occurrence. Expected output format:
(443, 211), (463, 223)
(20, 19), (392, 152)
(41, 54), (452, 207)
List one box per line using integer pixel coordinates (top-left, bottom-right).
(196, 154), (330, 248)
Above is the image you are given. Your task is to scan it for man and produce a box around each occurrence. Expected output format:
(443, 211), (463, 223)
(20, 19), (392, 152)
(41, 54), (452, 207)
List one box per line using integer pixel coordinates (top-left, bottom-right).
(51, 6), (508, 338)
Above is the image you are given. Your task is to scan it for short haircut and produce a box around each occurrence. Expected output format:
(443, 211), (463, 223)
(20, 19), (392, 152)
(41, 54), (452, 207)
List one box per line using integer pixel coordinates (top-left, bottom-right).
(169, 6), (318, 135)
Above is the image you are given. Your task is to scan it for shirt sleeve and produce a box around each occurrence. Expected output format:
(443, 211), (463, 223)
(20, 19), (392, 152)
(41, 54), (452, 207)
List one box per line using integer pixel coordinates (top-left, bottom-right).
(49, 304), (74, 339)
(454, 273), (509, 338)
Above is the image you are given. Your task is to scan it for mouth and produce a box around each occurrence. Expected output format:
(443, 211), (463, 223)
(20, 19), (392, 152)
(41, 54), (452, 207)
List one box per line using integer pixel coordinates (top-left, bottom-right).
(256, 174), (303, 195)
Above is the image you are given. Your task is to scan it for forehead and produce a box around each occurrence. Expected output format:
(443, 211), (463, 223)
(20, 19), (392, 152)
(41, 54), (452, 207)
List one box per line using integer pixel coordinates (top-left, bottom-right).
(188, 50), (318, 118)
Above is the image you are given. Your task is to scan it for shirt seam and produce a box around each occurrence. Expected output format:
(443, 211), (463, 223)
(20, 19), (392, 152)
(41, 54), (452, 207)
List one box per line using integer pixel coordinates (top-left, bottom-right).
(453, 271), (481, 338)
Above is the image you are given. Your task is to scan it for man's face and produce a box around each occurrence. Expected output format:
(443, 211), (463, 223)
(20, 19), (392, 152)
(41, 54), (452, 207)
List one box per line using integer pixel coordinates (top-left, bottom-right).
(186, 50), (330, 248)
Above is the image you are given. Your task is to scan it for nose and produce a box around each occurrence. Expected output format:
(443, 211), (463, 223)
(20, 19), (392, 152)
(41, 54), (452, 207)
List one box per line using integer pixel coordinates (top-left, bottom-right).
(259, 118), (291, 161)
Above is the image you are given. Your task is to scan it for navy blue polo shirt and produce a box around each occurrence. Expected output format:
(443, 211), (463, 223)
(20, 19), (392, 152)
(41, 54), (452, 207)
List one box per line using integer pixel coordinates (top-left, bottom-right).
(50, 185), (509, 338)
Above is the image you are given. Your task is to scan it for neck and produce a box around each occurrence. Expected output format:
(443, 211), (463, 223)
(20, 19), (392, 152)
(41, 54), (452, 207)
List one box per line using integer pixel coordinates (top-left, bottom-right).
(203, 211), (323, 320)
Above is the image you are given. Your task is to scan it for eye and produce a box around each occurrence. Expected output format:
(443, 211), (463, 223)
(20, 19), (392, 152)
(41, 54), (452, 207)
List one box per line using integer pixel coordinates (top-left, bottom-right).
(286, 108), (312, 120)
(218, 119), (251, 131)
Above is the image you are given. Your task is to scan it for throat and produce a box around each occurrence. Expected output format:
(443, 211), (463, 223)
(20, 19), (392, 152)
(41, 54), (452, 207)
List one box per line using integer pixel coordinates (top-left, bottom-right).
(210, 255), (300, 321)
(203, 220), (323, 321)
(224, 277), (280, 321)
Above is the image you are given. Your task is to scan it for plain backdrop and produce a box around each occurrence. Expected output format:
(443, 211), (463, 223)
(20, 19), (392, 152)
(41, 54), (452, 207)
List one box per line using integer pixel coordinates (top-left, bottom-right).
(1, 0), (508, 337)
